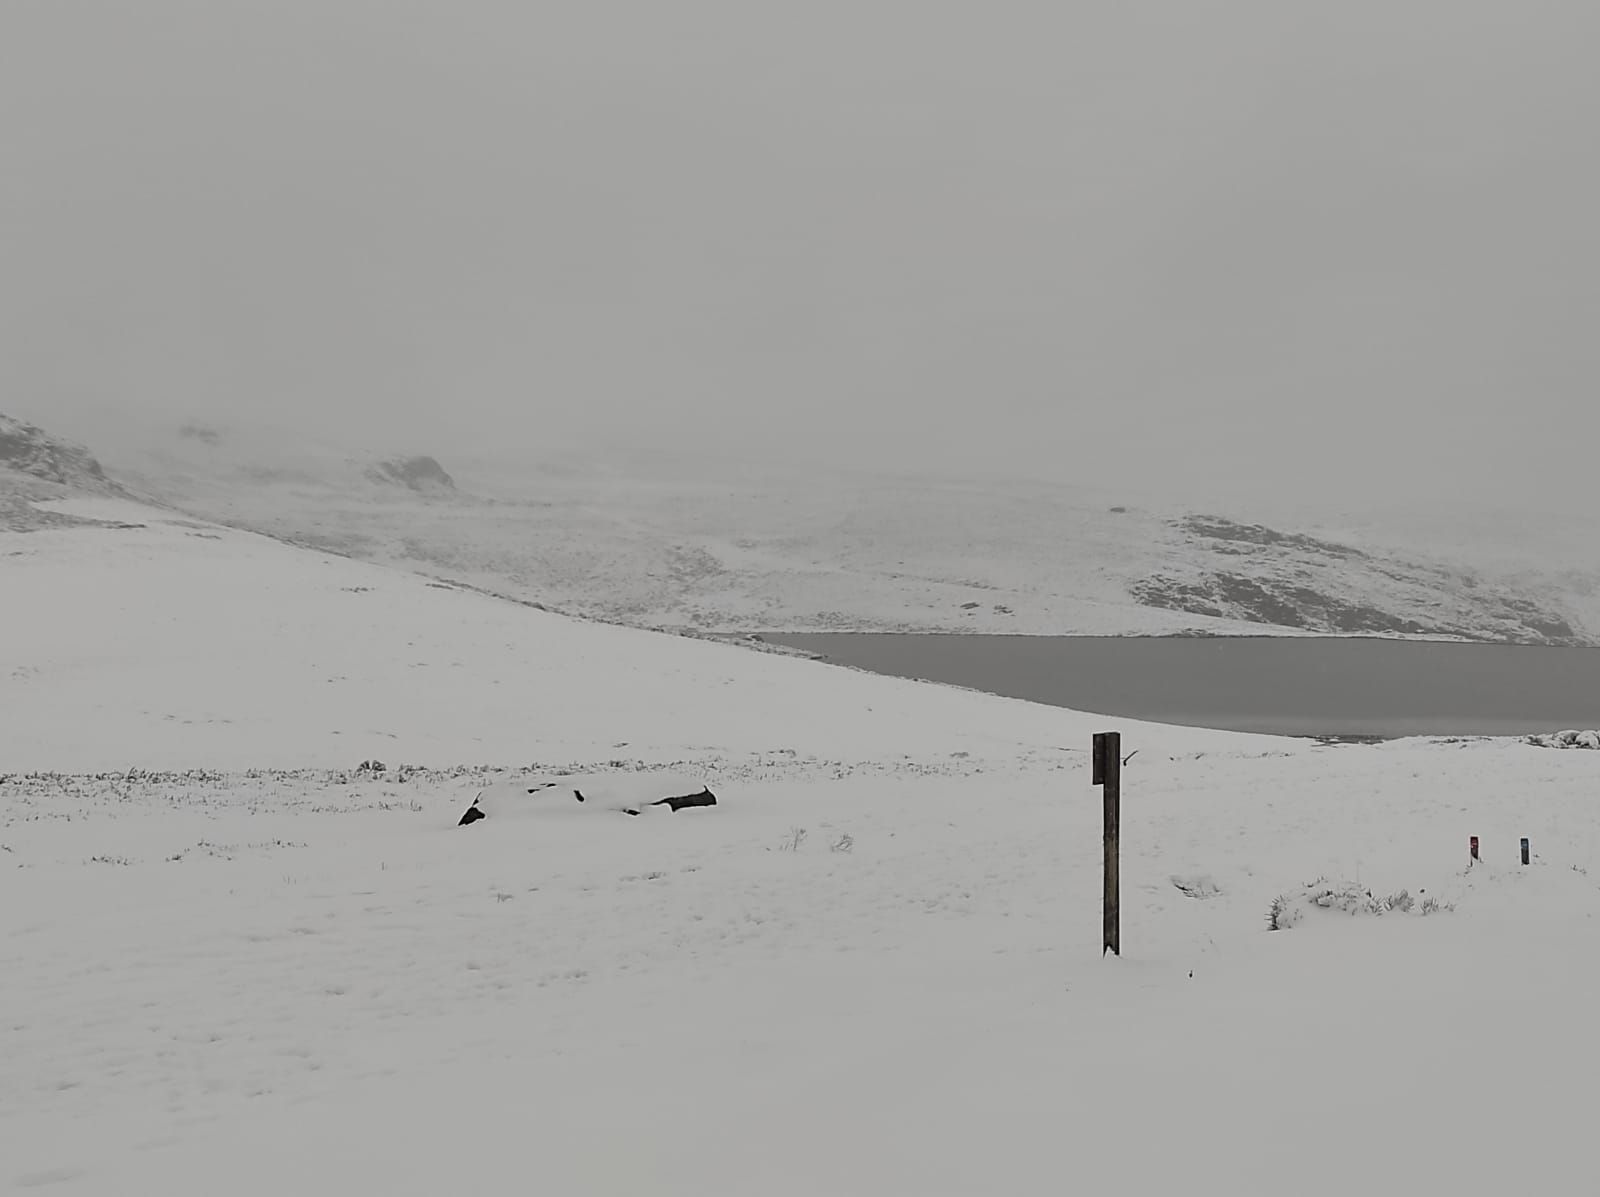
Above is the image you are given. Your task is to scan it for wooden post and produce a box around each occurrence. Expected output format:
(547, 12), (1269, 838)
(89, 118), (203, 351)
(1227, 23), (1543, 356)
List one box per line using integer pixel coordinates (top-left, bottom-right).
(1521, 837), (1530, 865)
(1094, 731), (1121, 957)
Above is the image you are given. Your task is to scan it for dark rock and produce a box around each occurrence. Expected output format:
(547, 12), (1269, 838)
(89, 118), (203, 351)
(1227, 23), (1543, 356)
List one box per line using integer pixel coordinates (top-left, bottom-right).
(0, 413), (110, 488)
(651, 786), (717, 813)
(1130, 569), (1582, 645)
(1179, 514), (1365, 559)
(366, 456), (455, 493)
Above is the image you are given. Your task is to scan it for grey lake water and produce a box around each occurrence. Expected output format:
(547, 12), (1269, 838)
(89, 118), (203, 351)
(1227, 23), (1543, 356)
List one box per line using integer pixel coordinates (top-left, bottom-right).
(759, 633), (1600, 739)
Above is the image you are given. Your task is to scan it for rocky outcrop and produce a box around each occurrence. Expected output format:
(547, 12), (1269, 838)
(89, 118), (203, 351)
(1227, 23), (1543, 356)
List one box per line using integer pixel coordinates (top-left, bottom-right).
(366, 455), (455, 493)
(0, 413), (111, 488)
(1131, 513), (1587, 646)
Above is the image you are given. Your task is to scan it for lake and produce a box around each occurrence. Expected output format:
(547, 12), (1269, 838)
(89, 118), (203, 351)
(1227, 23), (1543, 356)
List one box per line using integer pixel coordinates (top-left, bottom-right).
(758, 633), (1600, 739)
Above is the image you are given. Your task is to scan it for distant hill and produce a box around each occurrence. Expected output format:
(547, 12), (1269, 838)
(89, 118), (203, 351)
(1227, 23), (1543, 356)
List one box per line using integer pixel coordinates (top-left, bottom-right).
(67, 421), (1598, 647)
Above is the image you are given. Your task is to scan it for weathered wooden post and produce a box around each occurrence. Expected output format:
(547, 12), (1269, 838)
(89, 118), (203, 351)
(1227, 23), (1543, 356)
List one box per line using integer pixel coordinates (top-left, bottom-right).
(1093, 731), (1121, 957)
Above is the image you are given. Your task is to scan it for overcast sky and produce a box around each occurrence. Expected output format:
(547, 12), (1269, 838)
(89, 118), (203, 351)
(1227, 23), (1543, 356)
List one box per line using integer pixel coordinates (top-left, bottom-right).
(3, 1), (1596, 509)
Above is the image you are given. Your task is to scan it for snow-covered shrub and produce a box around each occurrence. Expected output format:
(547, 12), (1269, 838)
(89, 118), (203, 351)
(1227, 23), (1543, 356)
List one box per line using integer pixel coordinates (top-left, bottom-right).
(1526, 730), (1600, 749)
(1172, 874), (1221, 900)
(1306, 881), (1386, 915)
(1266, 893), (1301, 931)
(1268, 879), (1443, 930)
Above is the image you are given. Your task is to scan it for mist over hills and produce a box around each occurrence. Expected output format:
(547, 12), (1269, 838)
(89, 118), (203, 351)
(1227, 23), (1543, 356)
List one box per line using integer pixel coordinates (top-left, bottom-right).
(7, 408), (1595, 646)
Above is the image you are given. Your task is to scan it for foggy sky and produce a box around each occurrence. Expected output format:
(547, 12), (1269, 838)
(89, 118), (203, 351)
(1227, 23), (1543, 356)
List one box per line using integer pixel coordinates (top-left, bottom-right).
(3, 2), (1597, 510)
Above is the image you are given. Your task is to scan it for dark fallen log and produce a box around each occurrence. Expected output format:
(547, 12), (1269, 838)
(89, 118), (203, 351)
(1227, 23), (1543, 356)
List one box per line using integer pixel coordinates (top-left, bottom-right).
(458, 773), (718, 825)
(618, 787), (718, 817)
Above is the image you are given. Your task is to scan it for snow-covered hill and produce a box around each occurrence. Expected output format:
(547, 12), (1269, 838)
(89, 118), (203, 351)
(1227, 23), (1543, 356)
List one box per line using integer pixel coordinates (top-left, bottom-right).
(58, 413), (1600, 645)
(2, 494), (1251, 773)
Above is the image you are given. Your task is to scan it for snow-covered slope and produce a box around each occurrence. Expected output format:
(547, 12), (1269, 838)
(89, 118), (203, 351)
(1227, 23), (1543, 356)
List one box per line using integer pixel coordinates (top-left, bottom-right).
(2, 496), (1259, 773)
(76, 416), (1599, 644)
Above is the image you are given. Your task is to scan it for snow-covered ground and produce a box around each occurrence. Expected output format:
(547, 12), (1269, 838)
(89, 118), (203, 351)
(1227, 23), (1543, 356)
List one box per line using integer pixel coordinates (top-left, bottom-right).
(6, 499), (1600, 1194)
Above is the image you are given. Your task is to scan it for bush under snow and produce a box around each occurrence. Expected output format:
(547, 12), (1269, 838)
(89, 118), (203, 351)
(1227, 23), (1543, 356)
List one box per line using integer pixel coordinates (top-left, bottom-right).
(1268, 879), (1450, 930)
(1526, 729), (1600, 750)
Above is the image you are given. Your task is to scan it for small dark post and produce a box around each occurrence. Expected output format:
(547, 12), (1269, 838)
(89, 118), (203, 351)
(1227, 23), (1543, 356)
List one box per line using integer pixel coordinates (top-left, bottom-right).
(1470, 835), (1479, 862)
(1093, 731), (1122, 957)
(1521, 837), (1531, 866)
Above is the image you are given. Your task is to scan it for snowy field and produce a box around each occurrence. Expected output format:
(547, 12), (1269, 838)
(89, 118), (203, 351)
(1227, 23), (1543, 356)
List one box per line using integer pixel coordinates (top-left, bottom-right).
(7, 501), (1600, 1194)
